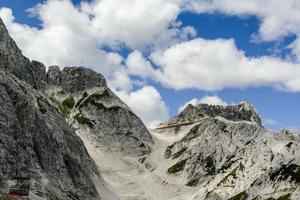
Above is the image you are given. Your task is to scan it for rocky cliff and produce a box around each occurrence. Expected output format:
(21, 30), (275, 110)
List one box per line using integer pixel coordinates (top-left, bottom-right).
(44, 66), (153, 156)
(0, 16), (152, 200)
(154, 103), (300, 200)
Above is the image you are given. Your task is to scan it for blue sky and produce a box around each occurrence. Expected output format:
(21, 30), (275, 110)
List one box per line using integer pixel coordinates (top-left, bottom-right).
(1, 0), (300, 130)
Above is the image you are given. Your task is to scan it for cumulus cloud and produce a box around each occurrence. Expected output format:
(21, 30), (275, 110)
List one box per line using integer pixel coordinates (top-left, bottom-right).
(178, 95), (228, 112)
(126, 51), (157, 78)
(263, 118), (278, 126)
(183, 0), (300, 60)
(116, 86), (169, 128)
(2, 0), (300, 127)
(150, 38), (300, 92)
(89, 0), (196, 49)
(0, 1), (175, 128)
(0, 4), (122, 76)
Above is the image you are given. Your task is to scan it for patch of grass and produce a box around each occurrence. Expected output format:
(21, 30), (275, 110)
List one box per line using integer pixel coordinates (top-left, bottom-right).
(228, 191), (248, 200)
(204, 155), (216, 175)
(251, 196), (260, 200)
(75, 92), (88, 108)
(78, 91), (122, 112)
(172, 147), (187, 159)
(217, 166), (238, 186)
(79, 90), (112, 110)
(278, 193), (292, 200)
(185, 178), (199, 187)
(218, 155), (237, 173)
(62, 96), (75, 109)
(180, 124), (201, 142)
(79, 89), (110, 108)
(49, 96), (70, 118)
(58, 90), (65, 95)
(270, 163), (300, 183)
(266, 193), (292, 200)
(167, 158), (189, 174)
(74, 112), (95, 128)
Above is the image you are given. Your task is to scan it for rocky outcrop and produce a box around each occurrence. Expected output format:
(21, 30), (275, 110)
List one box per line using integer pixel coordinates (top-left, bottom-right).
(47, 67), (107, 93)
(156, 103), (300, 199)
(0, 18), (30, 82)
(159, 102), (262, 129)
(0, 15), (153, 199)
(44, 70), (153, 156)
(0, 17), (122, 199)
(0, 71), (115, 200)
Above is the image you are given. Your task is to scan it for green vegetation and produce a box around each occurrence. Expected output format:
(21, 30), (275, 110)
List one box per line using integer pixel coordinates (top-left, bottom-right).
(49, 96), (70, 118)
(278, 193), (292, 200)
(62, 96), (75, 109)
(74, 112), (95, 128)
(205, 155), (216, 175)
(77, 90), (121, 112)
(266, 193), (292, 200)
(228, 191), (248, 200)
(218, 155), (238, 173)
(185, 177), (199, 187)
(180, 124), (201, 142)
(75, 92), (88, 108)
(270, 163), (300, 183)
(58, 90), (65, 95)
(167, 158), (189, 174)
(217, 166), (238, 186)
(172, 147), (187, 159)
(79, 90), (110, 110)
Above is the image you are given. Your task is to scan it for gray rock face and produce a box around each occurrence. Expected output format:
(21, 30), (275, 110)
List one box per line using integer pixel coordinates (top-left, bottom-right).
(0, 17), (121, 199)
(0, 71), (104, 200)
(156, 103), (300, 199)
(0, 18), (31, 82)
(45, 84), (153, 157)
(47, 65), (61, 85)
(28, 60), (47, 89)
(159, 102), (262, 129)
(47, 67), (107, 93)
(0, 19), (48, 90)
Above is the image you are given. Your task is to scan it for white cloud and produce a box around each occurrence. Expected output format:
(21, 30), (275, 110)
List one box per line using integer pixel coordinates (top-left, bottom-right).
(150, 38), (300, 92)
(184, 0), (300, 41)
(126, 51), (156, 78)
(89, 0), (196, 49)
(0, 0), (196, 73)
(263, 117), (278, 126)
(178, 95), (228, 112)
(183, 0), (300, 60)
(0, 4), (122, 76)
(116, 86), (169, 128)
(108, 68), (133, 92)
(3, 0), (300, 128)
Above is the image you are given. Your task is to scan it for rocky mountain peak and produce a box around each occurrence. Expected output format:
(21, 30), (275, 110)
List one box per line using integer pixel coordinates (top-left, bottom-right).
(178, 101), (262, 126)
(47, 66), (107, 92)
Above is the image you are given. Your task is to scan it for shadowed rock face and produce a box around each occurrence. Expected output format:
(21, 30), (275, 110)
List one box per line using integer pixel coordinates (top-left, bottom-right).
(0, 16), (153, 199)
(0, 71), (102, 200)
(47, 67), (107, 93)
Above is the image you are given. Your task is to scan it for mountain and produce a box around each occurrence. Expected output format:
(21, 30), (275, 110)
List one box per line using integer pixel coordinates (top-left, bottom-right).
(154, 102), (300, 200)
(0, 17), (152, 200)
(1, 15), (300, 200)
